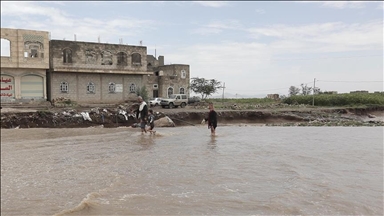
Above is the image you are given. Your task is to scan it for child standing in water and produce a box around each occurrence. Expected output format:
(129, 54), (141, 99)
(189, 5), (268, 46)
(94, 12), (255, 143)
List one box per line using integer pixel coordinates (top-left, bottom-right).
(147, 109), (156, 134)
(204, 103), (217, 136)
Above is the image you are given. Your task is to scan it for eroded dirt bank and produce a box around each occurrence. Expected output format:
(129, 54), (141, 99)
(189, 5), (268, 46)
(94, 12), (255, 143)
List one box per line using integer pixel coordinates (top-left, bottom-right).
(1, 105), (383, 129)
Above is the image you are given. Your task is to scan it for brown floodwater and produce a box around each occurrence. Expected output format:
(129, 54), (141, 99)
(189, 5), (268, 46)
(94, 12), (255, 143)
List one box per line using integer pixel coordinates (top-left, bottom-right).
(1, 125), (383, 215)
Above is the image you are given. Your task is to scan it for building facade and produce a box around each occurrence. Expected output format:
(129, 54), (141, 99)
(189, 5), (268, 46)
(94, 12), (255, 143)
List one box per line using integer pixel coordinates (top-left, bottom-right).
(1, 28), (50, 102)
(48, 40), (190, 104)
(48, 40), (153, 103)
(146, 55), (190, 98)
(1, 27), (190, 104)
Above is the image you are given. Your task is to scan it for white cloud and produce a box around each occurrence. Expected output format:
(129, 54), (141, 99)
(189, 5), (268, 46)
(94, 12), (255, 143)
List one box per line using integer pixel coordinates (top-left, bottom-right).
(1, 1), (158, 43)
(247, 20), (383, 54)
(321, 1), (365, 9)
(1, 1), (382, 95)
(297, 1), (368, 9)
(162, 41), (274, 92)
(255, 9), (266, 14)
(191, 28), (223, 35)
(164, 19), (383, 95)
(1, 1), (69, 19)
(377, 2), (384, 9)
(205, 20), (242, 30)
(191, 20), (243, 35)
(193, 1), (230, 8)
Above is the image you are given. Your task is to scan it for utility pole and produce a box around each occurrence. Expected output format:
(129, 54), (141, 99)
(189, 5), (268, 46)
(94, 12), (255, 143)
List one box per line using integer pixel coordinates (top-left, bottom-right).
(312, 78), (316, 106)
(221, 82), (225, 103)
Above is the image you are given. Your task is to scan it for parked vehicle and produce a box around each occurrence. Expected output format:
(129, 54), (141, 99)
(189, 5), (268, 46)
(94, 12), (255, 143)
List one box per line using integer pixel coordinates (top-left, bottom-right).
(160, 94), (188, 108)
(149, 98), (162, 107)
(188, 96), (201, 104)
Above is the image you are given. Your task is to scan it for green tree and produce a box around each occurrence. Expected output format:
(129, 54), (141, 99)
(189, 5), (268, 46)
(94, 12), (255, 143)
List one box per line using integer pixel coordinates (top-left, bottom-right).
(301, 83), (312, 95)
(190, 77), (222, 99)
(136, 86), (149, 102)
(313, 87), (322, 94)
(288, 86), (300, 96)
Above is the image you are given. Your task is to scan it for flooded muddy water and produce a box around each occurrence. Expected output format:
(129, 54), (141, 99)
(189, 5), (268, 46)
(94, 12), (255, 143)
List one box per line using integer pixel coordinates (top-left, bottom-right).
(1, 126), (383, 215)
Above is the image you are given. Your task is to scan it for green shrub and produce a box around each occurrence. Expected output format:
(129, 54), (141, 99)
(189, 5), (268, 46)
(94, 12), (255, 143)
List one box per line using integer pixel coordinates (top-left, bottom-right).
(283, 93), (384, 106)
(208, 98), (276, 104)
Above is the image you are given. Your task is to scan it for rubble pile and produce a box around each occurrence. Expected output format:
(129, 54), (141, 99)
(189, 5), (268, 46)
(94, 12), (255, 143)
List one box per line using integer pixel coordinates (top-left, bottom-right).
(0, 103), (178, 129)
(51, 97), (74, 107)
(1, 103), (383, 129)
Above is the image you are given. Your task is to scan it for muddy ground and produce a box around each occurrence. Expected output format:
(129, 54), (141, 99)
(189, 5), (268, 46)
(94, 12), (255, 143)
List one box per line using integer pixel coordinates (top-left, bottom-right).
(1, 102), (383, 129)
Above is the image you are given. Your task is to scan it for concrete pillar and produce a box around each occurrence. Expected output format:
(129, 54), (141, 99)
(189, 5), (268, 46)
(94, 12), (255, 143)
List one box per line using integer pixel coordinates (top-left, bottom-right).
(158, 56), (164, 66)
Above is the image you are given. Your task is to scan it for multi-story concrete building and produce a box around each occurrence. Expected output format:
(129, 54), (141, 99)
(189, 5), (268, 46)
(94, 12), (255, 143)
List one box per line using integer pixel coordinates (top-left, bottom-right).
(48, 40), (190, 104)
(1, 28), (50, 102)
(48, 40), (153, 103)
(1, 27), (190, 104)
(146, 55), (190, 98)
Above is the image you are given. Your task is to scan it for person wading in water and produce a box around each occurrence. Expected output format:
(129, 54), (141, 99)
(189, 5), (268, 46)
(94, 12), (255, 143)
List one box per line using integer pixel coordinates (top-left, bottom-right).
(203, 102), (218, 136)
(136, 96), (148, 134)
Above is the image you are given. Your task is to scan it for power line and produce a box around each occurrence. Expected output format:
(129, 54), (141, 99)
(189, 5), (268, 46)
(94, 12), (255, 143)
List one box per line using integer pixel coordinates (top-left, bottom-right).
(318, 80), (384, 83)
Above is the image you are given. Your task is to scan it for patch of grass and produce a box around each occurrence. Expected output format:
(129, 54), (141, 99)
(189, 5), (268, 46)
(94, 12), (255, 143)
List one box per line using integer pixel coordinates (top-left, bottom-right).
(283, 93), (384, 106)
(208, 98), (276, 104)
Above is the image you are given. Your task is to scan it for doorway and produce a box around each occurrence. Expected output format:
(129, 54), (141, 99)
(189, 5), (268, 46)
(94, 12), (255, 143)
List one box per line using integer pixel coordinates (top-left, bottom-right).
(153, 90), (158, 98)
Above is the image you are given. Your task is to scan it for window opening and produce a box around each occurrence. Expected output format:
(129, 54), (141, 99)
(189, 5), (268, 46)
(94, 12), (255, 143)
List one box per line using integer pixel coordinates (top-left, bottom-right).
(130, 83), (136, 93)
(109, 82), (116, 93)
(30, 49), (38, 58)
(60, 82), (68, 93)
(117, 52), (127, 66)
(87, 82), (95, 94)
(167, 87), (173, 98)
(132, 53), (141, 65)
(63, 48), (72, 63)
(1, 38), (11, 57)
(181, 70), (186, 79)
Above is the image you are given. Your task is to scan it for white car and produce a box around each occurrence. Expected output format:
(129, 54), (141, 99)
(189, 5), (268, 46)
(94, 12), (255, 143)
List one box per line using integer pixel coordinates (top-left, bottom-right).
(149, 98), (162, 107)
(160, 94), (188, 109)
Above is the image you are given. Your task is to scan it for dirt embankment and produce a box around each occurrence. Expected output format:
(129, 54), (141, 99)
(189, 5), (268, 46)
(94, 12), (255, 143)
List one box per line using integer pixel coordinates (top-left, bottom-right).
(1, 104), (383, 129)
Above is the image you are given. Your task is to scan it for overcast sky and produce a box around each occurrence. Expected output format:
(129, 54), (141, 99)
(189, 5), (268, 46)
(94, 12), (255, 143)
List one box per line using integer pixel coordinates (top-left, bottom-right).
(1, 1), (383, 97)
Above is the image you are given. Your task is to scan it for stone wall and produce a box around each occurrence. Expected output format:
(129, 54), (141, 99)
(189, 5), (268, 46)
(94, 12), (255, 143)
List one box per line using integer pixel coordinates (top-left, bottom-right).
(1, 28), (191, 104)
(48, 72), (143, 104)
(1, 28), (49, 102)
(1, 28), (49, 69)
(1, 68), (47, 102)
(49, 40), (150, 74)
(157, 64), (190, 98)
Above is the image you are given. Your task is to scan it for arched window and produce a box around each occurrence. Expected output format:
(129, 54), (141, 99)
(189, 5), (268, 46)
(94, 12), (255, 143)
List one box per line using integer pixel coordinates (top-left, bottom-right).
(85, 49), (96, 64)
(132, 53), (141, 65)
(179, 87), (185, 94)
(87, 82), (95, 94)
(24, 41), (43, 58)
(108, 82), (116, 93)
(101, 50), (113, 65)
(129, 83), (136, 93)
(181, 70), (186, 79)
(63, 48), (72, 63)
(1, 38), (11, 57)
(117, 52), (127, 66)
(60, 82), (68, 93)
(167, 87), (174, 98)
